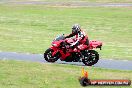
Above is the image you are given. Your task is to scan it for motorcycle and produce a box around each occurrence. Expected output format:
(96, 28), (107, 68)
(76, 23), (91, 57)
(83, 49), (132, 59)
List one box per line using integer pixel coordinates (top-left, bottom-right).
(44, 34), (102, 66)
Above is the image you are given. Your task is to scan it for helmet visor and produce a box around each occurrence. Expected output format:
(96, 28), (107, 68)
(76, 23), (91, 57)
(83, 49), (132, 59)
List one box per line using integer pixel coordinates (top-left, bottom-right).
(72, 28), (77, 34)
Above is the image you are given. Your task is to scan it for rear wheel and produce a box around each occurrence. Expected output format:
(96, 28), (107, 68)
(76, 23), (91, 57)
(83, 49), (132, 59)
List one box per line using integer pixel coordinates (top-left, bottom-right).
(44, 48), (59, 62)
(82, 50), (99, 66)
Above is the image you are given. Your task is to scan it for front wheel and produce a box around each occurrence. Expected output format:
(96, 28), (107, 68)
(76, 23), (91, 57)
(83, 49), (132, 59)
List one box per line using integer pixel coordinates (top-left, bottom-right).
(82, 50), (99, 66)
(44, 48), (59, 62)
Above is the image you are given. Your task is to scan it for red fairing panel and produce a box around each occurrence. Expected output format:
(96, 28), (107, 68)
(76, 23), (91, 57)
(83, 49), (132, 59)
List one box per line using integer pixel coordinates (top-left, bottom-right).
(50, 46), (58, 56)
(59, 50), (71, 61)
(50, 46), (71, 61)
(77, 44), (88, 50)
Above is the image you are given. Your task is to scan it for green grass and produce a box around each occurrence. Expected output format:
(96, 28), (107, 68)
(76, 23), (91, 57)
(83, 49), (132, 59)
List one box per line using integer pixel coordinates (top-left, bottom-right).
(0, 60), (132, 88)
(0, 5), (132, 60)
(2, 0), (132, 3)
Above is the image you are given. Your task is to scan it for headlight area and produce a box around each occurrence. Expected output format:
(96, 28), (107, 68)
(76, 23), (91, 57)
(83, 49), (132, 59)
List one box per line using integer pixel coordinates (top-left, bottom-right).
(52, 44), (57, 47)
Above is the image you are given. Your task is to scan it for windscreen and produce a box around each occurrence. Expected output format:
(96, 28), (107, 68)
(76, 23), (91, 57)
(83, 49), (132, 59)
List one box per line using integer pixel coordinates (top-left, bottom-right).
(53, 35), (65, 41)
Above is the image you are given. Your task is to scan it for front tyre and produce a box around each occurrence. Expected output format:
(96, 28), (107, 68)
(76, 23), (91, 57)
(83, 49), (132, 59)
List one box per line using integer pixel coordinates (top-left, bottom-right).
(82, 50), (99, 66)
(44, 48), (59, 62)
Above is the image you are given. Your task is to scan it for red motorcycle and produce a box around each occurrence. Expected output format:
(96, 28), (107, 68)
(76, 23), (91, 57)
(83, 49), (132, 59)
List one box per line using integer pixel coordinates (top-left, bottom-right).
(44, 34), (102, 66)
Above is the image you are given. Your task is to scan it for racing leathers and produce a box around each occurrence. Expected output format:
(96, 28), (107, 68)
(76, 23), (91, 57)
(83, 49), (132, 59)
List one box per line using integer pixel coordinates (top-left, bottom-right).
(65, 30), (89, 50)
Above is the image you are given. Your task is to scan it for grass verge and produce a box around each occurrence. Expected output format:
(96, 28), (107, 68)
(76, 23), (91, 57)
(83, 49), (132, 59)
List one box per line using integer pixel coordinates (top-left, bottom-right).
(0, 5), (132, 60)
(0, 60), (132, 88)
(1, 0), (132, 3)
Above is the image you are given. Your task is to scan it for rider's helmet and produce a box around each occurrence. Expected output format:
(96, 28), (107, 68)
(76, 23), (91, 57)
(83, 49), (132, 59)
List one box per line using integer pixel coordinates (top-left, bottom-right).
(72, 24), (81, 34)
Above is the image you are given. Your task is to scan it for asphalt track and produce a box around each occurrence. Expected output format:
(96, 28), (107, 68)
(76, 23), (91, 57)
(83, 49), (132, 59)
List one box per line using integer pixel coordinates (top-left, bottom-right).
(0, 51), (132, 70)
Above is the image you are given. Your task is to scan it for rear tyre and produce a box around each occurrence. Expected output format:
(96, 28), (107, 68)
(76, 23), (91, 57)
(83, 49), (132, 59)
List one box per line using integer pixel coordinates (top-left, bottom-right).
(44, 48), (59, 62)
(82, 50), (99, 66)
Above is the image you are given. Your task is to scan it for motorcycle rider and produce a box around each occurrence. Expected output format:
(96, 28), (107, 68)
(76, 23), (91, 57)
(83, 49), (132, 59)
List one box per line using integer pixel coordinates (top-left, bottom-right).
(65, 24), (89, 51)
